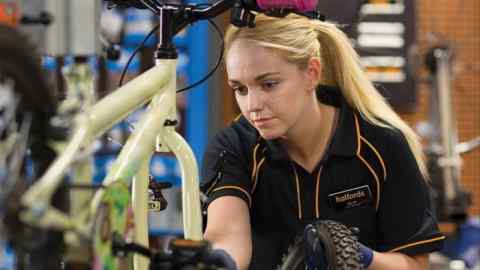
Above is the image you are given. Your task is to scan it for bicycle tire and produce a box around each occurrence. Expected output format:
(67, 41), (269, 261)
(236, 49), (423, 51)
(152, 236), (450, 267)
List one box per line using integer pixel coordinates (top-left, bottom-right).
(277, 220), (364, 270)
(0, 23), (62, 270)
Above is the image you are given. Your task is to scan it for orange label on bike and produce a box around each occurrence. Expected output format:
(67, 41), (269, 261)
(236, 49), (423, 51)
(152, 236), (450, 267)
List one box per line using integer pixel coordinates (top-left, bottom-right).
(0, 3), (20, 26)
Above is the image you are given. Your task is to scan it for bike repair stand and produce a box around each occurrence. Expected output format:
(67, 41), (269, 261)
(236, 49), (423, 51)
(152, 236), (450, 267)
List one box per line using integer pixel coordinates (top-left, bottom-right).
(425, 45), (480, 222)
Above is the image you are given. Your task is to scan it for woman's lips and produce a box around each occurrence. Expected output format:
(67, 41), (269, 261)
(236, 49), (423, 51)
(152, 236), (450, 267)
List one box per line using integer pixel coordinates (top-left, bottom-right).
(253, 117), (274, 127)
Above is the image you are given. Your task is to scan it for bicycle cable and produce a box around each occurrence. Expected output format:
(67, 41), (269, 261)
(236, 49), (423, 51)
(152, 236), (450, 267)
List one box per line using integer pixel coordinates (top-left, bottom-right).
(139, 0), (161, 14)
(117, 15), (224, 94)
(118, 23), (160, 87)
(176, 18), (224, 93)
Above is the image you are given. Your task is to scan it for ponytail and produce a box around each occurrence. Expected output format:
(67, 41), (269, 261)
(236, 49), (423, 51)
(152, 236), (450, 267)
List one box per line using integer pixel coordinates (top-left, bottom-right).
(311, 21), (428, 179)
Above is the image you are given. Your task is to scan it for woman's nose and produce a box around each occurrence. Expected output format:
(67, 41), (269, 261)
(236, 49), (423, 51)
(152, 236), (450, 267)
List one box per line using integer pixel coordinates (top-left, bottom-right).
(247, 91), (263, 112)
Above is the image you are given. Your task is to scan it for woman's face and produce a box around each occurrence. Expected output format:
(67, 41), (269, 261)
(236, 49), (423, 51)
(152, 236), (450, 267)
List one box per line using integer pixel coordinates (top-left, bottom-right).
(226, 39), (319, 140)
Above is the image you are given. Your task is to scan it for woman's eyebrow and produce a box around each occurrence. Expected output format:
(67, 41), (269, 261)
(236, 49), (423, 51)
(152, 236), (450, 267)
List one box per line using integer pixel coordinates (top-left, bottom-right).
(254, 72), (281, 81)
(228, 72), (281, 85)
(227, 79), (241, 85)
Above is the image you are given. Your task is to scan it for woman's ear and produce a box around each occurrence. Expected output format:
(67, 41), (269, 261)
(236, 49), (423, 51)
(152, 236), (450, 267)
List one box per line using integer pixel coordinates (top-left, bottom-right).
(307, 57), (321, 91)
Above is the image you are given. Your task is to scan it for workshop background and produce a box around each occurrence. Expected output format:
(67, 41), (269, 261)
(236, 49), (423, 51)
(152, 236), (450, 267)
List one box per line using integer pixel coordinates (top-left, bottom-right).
(0, 0), (478, 269)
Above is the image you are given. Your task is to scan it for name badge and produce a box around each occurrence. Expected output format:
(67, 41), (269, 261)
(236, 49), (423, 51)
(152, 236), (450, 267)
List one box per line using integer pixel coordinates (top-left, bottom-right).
(328, 185), (372, 211)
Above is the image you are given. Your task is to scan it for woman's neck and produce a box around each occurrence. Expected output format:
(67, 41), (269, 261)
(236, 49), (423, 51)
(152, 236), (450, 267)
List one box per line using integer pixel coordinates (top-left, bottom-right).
(282, 100), (337, 173)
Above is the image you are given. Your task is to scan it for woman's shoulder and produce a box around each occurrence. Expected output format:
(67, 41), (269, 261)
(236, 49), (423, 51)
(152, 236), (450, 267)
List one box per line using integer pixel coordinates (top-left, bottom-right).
(357, 115), (409, 151)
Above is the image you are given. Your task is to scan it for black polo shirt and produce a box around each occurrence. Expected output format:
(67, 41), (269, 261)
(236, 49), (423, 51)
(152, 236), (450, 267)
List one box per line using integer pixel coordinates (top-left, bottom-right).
(201, 86), (445, 270)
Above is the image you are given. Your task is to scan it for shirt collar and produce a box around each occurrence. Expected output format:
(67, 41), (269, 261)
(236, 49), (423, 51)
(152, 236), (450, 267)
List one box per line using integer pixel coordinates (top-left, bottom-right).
(263, 85), (360, 161)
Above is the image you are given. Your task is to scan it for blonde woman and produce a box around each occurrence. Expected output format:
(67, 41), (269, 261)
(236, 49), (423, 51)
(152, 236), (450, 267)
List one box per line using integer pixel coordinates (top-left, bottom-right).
(201, 14), (445, 270)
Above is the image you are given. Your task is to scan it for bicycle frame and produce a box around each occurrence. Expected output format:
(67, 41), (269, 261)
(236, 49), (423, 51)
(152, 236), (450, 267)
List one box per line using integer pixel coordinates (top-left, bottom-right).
(20, 58), (202, 268)
(14, 1), (236, 268)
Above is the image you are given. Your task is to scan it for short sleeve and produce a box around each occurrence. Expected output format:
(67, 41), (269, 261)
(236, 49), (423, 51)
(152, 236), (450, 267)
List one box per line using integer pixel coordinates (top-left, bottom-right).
(376, 130), (445, 255)
(201, 128), (253, 208)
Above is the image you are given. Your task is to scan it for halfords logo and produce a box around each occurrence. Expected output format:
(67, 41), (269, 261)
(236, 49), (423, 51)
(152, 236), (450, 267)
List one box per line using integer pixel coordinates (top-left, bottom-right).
(327, 185), (372, 210)
(335, 190), (366, 203)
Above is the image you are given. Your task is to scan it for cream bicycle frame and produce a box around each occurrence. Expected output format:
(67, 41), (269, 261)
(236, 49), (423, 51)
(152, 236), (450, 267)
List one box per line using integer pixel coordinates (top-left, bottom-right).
(19, 59), (203, 268)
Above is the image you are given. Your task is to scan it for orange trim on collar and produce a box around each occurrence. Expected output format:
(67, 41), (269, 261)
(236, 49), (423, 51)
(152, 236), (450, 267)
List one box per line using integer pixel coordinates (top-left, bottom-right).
(361, 136), (387, 181)
(357, 153), (381, 211)
(251, 143), (260, 180)
(252, 157), (265, 193)
(353, 113), (361, 155)
(293, 167), (303, 219)
(315, 167), (323, 218)
(234, 113), (242, 122)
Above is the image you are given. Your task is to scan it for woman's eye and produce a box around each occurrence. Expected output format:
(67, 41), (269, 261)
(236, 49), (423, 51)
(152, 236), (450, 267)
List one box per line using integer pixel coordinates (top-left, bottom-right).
(233, 86), (248, 95)
(262, 81), (278, 90)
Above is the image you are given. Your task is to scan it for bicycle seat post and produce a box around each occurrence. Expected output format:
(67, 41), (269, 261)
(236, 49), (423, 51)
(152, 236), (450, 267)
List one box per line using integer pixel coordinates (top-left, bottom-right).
(154, 6), (179, 152)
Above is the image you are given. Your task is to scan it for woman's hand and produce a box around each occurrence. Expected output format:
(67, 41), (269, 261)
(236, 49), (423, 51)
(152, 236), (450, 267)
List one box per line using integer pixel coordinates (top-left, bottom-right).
(204, 196), (252, 270)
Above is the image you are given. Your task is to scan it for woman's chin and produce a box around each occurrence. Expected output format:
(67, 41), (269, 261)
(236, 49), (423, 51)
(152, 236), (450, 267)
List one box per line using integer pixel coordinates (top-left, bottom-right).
(258, 130), (283, 140)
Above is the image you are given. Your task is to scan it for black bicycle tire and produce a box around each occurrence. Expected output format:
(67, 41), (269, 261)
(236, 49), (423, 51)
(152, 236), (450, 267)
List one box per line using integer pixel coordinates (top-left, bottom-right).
(277, 220), (365, 270)
(0, 23), (63, 270)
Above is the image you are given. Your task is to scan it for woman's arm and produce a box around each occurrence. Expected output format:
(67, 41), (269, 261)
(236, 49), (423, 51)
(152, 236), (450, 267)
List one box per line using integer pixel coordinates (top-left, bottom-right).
(369, 252), (429, 270)
(204, 196), (252, 270)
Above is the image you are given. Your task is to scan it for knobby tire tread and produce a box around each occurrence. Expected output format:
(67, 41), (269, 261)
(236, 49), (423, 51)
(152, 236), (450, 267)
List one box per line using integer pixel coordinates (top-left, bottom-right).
(277, 220), (364, 270)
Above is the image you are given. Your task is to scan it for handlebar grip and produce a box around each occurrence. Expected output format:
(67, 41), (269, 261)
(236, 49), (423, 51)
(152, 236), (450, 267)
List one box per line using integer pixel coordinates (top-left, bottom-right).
(255, 0), (318, 12)
(20, 12), (53, 25)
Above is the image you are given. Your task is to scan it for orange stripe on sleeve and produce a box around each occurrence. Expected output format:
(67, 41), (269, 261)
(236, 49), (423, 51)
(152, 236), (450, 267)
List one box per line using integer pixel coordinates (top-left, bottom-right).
(388, 236), (446, 253)
(211, 186), (252, 208)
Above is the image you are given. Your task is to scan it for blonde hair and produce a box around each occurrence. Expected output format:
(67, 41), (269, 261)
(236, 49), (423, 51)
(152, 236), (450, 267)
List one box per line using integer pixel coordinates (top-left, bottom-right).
(224, 14), (428, 179)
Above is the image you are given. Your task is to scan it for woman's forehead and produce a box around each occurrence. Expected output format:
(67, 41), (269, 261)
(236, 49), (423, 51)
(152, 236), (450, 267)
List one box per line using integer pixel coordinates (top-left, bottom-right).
(226, 39), (276, 59)
(226, 40), (291, 81)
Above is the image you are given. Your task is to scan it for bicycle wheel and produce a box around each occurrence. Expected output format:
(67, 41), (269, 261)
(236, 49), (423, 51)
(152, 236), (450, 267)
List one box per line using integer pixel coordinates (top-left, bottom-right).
(277, 220), (364, 270)
(0, 23), (61, 270)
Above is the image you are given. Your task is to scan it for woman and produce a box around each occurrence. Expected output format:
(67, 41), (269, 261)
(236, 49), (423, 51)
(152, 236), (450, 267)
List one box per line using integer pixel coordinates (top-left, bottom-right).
(201, 14), (445, 270)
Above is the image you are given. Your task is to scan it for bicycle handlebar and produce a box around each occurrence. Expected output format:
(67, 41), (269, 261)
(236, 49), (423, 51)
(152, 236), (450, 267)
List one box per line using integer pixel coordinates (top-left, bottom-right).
(112, 234), (237, 269)
(106, 0), (320, 30)
(106, 0), (317, 12)
(20, 11), (53, 25)
(256, 0), (317, 12)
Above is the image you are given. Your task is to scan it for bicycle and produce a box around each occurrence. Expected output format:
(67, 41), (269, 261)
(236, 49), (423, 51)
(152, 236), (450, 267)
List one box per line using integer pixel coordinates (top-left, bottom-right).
(0, 0), (326, 269)
(0, 21), (62, 270)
